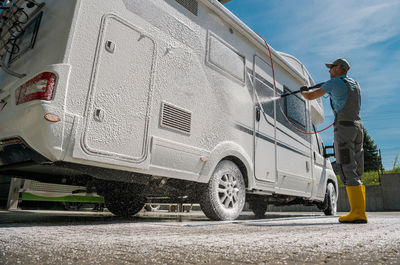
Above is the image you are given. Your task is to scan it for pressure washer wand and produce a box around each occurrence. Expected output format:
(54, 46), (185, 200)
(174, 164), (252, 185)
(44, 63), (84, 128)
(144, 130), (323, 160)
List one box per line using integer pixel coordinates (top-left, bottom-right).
(279, 82), (325, 98)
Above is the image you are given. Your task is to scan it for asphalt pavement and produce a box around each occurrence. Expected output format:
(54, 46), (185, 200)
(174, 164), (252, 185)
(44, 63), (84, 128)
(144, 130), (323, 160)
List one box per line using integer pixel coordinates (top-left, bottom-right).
(0, 210), (399, 264)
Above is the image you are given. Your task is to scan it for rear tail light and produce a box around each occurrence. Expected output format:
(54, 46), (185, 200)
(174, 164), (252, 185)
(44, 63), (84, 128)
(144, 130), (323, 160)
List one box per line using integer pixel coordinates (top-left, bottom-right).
(15, 72), (57, 105)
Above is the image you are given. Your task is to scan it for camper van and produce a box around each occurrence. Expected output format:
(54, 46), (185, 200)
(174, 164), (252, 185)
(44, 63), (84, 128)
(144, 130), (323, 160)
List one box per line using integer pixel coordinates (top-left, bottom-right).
(0, 0), (338, 220)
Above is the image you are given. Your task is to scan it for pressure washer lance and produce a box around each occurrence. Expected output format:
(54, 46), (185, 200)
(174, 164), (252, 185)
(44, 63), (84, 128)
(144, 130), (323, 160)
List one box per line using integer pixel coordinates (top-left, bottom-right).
(279, 82), (325, 98)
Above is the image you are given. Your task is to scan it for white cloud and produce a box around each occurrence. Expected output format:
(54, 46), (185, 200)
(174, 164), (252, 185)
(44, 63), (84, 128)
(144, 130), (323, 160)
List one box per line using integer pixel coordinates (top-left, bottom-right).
(274, 1), (400, 113)
(227, 0), (400, 170)
(279, 1), (400, 55)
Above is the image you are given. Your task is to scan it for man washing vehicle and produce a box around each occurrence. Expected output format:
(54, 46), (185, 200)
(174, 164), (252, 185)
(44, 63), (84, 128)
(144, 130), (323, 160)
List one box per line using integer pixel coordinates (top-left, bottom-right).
(301, 58), (367, 223)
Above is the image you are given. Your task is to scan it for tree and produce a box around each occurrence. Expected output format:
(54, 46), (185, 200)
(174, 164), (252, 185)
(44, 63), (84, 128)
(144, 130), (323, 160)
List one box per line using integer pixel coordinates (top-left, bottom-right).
(363, 127), (383, 172)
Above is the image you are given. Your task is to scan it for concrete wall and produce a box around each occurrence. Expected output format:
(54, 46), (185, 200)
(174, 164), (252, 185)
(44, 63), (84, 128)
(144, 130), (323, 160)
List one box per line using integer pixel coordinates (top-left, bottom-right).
(338, 173), (400, 211)
(337, 185), (383, 212)
(380, 173), (400, 210)
(262, 173), (400, 213)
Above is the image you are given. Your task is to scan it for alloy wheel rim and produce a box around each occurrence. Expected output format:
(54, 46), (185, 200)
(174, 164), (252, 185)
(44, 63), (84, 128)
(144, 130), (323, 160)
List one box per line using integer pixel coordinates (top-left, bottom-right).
(218, 173), (240, 209)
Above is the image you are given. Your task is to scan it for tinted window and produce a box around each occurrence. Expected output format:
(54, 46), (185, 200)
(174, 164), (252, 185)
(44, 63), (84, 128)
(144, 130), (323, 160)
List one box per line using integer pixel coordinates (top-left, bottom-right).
(255, 76), (274, 118)
(285, 86), (306, 128)
(276, 86), (310, 142)
(248, 68), (275, 119)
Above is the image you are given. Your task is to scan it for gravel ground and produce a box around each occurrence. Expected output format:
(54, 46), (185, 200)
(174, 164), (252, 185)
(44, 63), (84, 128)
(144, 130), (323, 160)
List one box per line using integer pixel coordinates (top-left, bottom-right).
(0, 211), (399, 264)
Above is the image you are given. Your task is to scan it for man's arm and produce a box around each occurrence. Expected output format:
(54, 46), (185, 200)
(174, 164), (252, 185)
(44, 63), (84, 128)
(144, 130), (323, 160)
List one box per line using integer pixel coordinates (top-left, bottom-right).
(301, 88), (326, 100)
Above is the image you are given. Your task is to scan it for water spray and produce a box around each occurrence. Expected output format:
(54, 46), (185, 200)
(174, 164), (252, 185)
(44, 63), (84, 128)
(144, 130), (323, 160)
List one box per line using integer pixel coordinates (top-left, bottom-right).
(256, 33), (334, 135)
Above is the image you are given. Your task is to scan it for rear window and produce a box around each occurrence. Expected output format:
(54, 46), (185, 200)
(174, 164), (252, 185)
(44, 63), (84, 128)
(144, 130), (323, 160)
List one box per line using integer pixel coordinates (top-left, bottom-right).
(9, 12), (43, 64)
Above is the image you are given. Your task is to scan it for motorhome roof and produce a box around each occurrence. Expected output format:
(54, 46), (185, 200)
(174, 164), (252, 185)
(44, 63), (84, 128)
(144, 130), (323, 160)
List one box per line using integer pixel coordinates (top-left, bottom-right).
(200, 0), (309, 85)
(278, 51), (315, 86)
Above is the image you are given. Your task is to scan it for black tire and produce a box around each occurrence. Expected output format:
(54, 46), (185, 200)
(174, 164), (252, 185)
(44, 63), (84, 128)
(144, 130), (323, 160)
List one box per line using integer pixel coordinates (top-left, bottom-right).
(200, 160), (246, 221)
(63, 202), (83, 211)
(249, 200), (268, 219)
(323, 182), (337, 216)
(104, 193), (145, 217)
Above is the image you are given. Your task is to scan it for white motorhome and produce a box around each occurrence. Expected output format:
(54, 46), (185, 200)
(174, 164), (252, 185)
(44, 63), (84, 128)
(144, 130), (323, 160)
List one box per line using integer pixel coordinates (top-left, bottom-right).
(0, 0), (337, 220)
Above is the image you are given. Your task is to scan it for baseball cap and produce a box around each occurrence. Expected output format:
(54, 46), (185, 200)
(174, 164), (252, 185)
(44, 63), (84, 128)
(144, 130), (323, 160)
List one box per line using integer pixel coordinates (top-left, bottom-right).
(325, 58), (350, 71)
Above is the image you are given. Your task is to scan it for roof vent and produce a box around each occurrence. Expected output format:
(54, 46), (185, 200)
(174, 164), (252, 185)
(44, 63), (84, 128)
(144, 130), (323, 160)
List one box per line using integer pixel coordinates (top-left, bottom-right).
(175, 0), (198, 16)
(161, 102), (192, 134)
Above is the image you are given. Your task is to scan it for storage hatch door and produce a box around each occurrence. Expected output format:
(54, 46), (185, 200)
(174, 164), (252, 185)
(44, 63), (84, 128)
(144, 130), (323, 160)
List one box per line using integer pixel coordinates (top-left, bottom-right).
(83, 15), (156, 163)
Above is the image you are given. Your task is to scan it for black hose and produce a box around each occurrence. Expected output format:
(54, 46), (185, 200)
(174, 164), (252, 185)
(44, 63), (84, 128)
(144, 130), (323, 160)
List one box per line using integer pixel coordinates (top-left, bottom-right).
(279, 89), (302, 98)
(279, 82), (325, 98)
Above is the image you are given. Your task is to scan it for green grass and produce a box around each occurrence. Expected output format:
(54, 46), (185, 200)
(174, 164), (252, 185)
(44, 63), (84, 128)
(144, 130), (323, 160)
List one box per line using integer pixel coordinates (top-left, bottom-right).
(337, 167), (400, 187)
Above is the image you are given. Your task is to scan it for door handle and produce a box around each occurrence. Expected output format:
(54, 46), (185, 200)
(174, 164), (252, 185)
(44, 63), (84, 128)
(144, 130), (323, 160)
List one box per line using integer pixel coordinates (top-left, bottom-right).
(256, 107), (261, 122)
(105, 40), (116, 53)
(94, 108), (104, 122)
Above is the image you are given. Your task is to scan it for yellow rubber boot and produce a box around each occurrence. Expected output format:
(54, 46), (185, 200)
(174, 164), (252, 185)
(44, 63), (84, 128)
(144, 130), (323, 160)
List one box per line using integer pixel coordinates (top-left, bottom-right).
(361, 185), (366, 201)
(339, 185), (368, 223)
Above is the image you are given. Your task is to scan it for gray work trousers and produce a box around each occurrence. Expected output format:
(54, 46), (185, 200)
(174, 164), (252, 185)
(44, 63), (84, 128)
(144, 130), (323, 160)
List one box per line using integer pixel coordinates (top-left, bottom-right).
(334, 122), (364, 186)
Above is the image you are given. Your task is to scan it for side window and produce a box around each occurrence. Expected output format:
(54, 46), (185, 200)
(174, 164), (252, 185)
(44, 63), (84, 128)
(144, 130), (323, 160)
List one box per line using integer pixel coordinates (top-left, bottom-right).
(251, 69), (274, 118)
(250, 56), (275, 119)
(284, 86), (306, 129)
(276, 85), (310, 142)
(206, 32), (245, 84)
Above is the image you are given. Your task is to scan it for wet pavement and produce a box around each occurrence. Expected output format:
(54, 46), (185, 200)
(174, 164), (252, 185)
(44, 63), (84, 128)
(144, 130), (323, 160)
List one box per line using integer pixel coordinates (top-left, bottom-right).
(0, 210), (400, 264)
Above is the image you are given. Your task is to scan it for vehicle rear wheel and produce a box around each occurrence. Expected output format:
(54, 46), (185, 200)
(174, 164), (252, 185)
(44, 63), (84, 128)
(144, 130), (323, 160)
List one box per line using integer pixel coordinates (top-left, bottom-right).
(104, 193), (145, 217)
(63, 202), (83, 211)
(200, 160), (246, 221)
(144, 204), (161, 212)
(323, 182), (337, 216)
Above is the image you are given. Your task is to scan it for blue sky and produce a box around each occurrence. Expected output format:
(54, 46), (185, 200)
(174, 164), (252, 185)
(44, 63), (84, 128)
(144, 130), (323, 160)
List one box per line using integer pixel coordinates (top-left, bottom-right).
(225, 0), (400, 170)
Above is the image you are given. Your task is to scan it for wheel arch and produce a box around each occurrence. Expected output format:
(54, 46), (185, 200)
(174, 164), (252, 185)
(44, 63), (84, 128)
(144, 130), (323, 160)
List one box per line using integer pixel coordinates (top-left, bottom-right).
(197, 141), (254, 189)
(223, 155), (249, 189)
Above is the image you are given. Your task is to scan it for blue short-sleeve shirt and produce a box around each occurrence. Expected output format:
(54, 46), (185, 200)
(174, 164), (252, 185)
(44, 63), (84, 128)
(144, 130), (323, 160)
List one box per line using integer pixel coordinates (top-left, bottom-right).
(321, 74), (356, 113)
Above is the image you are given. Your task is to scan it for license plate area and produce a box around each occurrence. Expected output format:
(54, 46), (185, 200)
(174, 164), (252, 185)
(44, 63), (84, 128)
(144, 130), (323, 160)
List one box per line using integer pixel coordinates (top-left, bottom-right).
(8, 12), (43, 64)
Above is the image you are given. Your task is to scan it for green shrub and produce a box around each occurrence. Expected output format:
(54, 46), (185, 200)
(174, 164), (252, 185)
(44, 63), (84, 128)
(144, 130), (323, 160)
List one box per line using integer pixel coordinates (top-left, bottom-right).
(336, 168), (400, 187)
(387, 167), (400, 174)
(362, 171), (381, 186)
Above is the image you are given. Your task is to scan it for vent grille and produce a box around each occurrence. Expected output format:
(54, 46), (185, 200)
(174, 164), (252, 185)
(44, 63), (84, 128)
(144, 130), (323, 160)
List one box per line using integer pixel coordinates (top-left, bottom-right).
(161, 103), (192, 134)
(175, 0), (198, 16)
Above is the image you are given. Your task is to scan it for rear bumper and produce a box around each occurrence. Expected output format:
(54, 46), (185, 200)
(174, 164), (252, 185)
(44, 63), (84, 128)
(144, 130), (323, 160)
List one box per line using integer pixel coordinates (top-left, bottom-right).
(0, 102), (64, 162)
(0, 138), (49, 167)
(0, 64), (72, 163)
(0, 138), (55, 181)
(0, 137), (150, 184)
